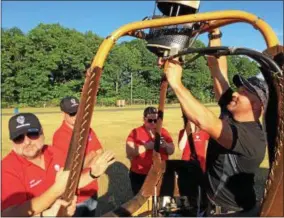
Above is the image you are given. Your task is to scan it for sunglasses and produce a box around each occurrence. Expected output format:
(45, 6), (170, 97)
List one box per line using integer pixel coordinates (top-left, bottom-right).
(147, 119), (157, 124)
(13, 132), (40, 144)
(69, 112), (77, 117)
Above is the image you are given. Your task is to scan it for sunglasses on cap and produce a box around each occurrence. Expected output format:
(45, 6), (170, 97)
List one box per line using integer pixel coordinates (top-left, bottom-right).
(69, 112), (77, 117)
(147, 119), (157, 124)
(13, 131), (41, 144)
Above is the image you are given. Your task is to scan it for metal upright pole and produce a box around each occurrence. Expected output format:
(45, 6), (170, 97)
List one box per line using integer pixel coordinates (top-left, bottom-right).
(131, 72), (133, 105)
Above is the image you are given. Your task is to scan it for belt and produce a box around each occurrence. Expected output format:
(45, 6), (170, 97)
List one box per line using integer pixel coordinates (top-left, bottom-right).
(208, 204), (238, 215)
(207, 195), (243, 215)
(207, 199), (243, 215)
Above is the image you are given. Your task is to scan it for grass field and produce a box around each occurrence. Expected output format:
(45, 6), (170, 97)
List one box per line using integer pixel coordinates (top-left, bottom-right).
(1, 105), (269, 215)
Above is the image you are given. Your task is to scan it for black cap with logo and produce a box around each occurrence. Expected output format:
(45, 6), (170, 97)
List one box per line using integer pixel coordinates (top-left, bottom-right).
(143, 106), (158, 117)
(9, 113), (42, 140)
(60, 96), (79, 114)
(233, 74), (269, 111)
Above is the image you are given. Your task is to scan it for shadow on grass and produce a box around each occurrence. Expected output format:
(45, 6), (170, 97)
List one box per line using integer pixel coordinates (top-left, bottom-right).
(96, 161), (133, 216)
(95, 163), (269, 216)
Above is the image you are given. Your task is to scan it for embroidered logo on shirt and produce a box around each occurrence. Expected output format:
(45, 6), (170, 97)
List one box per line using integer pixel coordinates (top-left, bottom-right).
(195, 135), (202, 142)
(88, 135), (92, 141)
(29, 179), (42, 188)
(54, 164), (60, 172)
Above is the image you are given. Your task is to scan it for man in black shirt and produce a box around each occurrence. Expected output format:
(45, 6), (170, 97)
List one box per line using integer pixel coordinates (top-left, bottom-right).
(161, 28), (268, 216)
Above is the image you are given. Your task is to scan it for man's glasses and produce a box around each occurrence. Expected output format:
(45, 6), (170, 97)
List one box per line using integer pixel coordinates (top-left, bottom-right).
(147, 119), (157, 124)
(69, 112), (77, 117)
(13, 132), (40, 144)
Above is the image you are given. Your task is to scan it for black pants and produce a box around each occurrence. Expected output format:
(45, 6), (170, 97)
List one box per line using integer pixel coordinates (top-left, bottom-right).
(129, 171), (147, 195)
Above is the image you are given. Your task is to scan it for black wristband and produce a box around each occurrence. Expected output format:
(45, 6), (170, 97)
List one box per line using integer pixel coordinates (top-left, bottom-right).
(89, 170), (99, 179)
(208, 32), (222, 40)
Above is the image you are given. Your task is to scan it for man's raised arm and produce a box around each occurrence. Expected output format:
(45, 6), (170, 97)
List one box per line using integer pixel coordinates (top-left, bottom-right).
(163, 61), (233, 150)
(207, 28), (230, 102)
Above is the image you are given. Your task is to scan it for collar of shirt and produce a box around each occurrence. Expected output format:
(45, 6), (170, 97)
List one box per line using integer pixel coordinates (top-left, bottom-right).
(142, 125), (155, 141)
(61, 121), (73, 133)
(12, 145), (54, 169)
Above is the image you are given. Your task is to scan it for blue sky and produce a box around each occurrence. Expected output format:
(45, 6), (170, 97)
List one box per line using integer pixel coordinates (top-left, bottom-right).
(2, 1), (283, 51)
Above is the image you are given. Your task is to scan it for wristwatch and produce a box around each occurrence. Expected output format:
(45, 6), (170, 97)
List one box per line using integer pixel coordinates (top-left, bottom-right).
(89, 170), (99, 179)
(208, 31), (223, 40)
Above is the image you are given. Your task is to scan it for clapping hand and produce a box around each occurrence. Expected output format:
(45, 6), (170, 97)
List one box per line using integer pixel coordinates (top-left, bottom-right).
(144, 141), (154, 150)
(89, 151), (115, 178)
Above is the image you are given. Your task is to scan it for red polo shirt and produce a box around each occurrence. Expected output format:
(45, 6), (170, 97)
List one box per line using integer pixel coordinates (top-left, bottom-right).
(178, 129), (209, 172)
(1, 145), (65, 211)
(127, 125), (174, 175)
(52, 121), (102, 203)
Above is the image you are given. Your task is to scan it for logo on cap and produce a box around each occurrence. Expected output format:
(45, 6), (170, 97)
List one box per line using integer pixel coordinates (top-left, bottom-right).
(16, 115), (30, 129)
(17, 116), (25, 125)
(70, 98), (78, 107)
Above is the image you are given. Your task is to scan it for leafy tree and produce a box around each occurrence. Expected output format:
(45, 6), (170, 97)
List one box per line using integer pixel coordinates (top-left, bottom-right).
(1, 27), (28, 104)
(1, 25), (262, 107)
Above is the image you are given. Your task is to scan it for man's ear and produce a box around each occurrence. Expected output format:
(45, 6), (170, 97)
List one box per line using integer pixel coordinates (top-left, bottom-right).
(63, 112), (68, 120)
(40, 128), (44, 136)
(252, 100), (263, 114)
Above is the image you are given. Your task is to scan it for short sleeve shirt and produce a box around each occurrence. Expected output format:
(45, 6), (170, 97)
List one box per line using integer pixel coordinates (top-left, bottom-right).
(1, 145), (65, 211)
(52, 122), (102, 203)
(52, 121), (102, 155)
(206, 88), (266, 210)
(127, 125), (174, 175)
(178, 129), (209, 172)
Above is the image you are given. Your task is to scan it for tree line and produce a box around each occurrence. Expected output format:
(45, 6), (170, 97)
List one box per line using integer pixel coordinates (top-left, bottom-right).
(1, 24), (260, 107)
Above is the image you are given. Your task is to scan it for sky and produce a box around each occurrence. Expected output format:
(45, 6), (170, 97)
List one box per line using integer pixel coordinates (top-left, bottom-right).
(1, 1), (284, 51)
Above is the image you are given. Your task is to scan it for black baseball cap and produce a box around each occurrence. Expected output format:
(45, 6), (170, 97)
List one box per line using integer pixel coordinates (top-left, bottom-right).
(233, 74), (269, 110)
(9, 113), (42, 140)
(60, 96), (79, 114)
(144, 106), (158, 117)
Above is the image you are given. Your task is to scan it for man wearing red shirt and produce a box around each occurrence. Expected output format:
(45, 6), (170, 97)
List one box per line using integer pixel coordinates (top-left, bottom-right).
(1, 113), (114, 217)
(126, 106), (175, 195)
(178, 115), (209, 172)
(52, 96), (103, 216)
